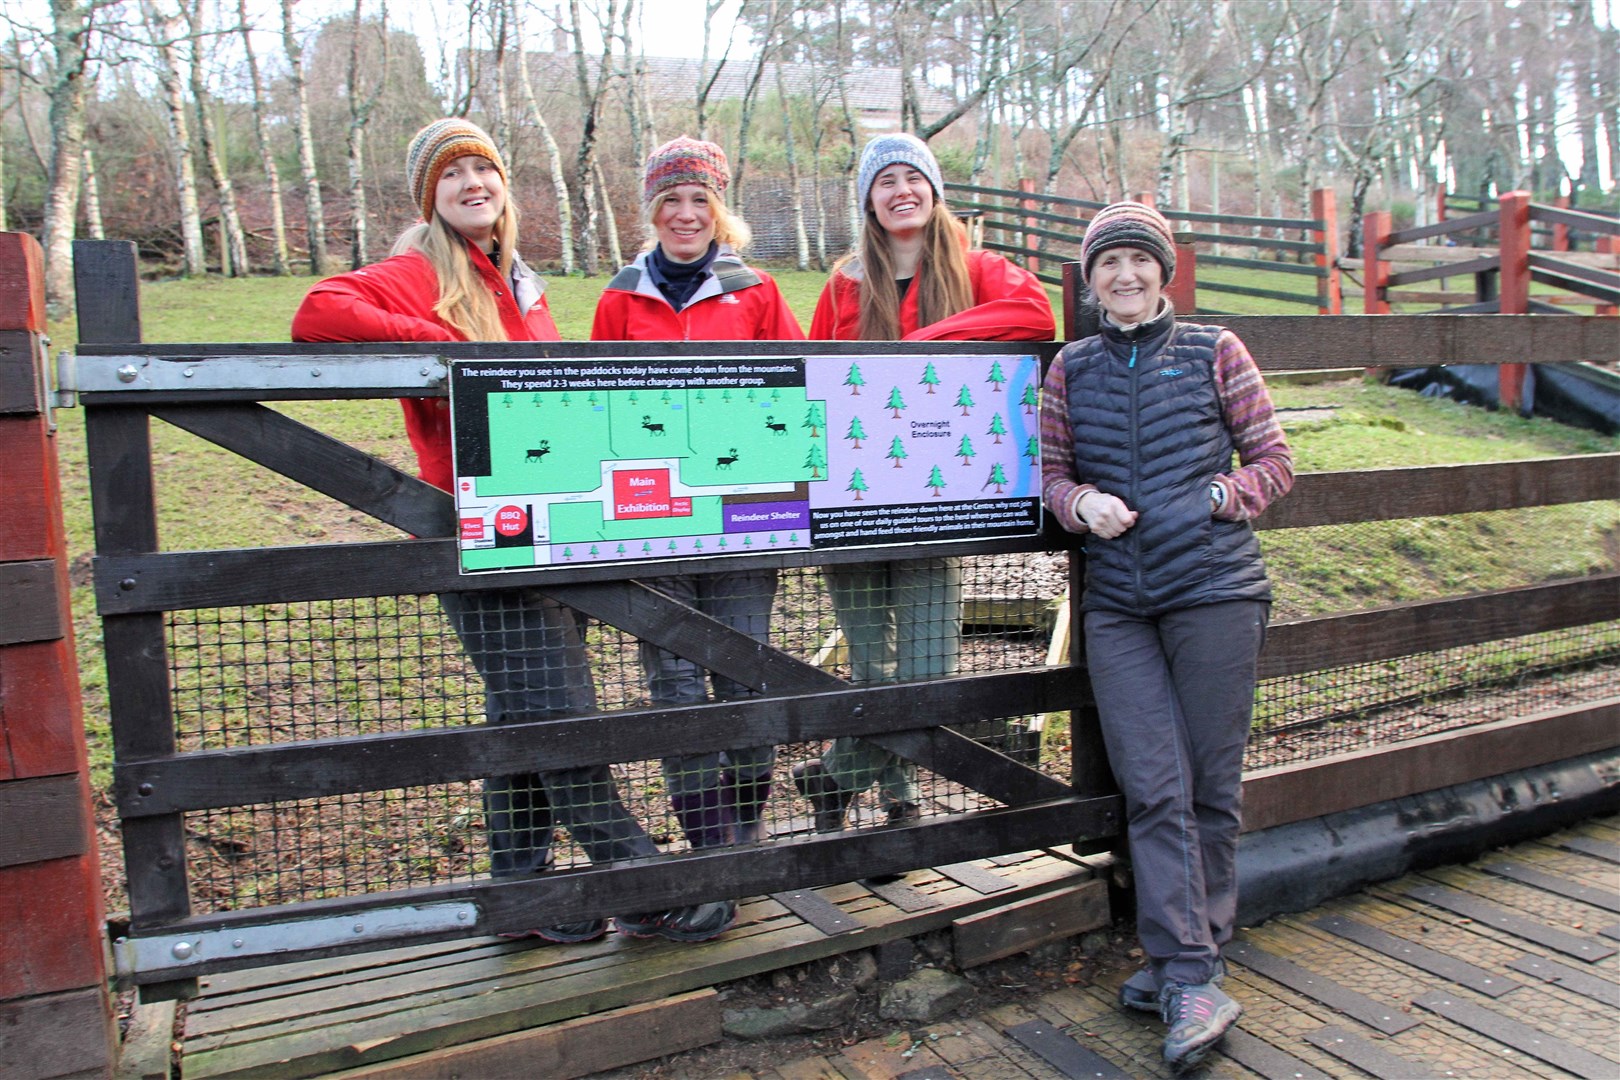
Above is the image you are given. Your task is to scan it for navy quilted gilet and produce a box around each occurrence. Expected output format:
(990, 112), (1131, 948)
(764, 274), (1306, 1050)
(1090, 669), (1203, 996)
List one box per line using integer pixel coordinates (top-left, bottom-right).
(1060, 318), (1270, 616)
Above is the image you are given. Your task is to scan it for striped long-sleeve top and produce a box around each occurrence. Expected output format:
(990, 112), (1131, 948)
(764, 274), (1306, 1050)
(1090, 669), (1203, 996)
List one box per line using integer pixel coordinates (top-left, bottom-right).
(1040, 326), (1294, 534)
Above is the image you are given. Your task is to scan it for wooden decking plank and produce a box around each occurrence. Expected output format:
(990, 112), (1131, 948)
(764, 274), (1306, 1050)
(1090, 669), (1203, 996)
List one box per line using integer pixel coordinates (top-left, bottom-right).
(1223, 941), (1420, 1035)
(1002, 1019), (1132, 1078)
(1405, 884), (1618, 961)
(861, 877), (943, 913)
(1304, 1024), (1434, 1079)
(1413, 989), (1620, 1079)
(1309, 914), (1522, 997)
(1484, 861), (1620, 913)
(1506, 954), (1620, 1006)
(1218, 1028), (1332, 1080)
(184, 856), (1091, 1078)
(1562, 836), (1620, 864)
(319, 988), (720, 1079)
(936, 861), (1016, 894)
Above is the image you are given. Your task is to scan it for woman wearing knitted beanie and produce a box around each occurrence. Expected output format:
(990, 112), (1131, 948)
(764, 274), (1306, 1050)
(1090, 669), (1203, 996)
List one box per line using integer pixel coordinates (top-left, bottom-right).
(591, 137), (804, 940)
(796, 133), (1054, 834)
(292, 119), (735, 946)
(1040, 201), (1293, 1072)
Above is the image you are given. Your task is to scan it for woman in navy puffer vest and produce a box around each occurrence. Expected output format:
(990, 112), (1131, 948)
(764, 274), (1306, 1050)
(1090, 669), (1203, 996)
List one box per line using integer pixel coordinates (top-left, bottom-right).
(1039, 202), (1293, 1074)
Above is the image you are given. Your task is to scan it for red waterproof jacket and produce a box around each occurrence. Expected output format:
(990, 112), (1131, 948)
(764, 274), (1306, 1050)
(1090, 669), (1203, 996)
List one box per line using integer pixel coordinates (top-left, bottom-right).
(591, 249), (806, 342)
(291, 244), (558, 492)
(809, 249), (1054, 342)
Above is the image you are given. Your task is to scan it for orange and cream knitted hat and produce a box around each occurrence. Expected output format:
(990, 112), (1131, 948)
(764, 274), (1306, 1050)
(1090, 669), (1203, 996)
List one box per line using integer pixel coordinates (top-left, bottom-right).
(406, 118), (506, 223)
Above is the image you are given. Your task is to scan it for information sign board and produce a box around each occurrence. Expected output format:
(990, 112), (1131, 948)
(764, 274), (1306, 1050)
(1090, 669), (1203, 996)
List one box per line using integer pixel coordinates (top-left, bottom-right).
(449, 353), (1042, 573)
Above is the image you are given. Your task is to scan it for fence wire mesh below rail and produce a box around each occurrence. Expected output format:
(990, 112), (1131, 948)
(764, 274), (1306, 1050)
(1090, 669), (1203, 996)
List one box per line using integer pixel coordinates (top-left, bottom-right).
(166, 556), (1065, 913)
(163, 548), (1617, 915)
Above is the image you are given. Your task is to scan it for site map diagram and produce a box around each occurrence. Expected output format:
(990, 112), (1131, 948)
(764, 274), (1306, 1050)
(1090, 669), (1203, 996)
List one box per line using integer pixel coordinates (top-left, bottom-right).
(449, 354), (1041, 574)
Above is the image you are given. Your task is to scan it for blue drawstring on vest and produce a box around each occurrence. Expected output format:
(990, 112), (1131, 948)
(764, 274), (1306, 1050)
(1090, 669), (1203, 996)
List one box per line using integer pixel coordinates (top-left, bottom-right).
(1129, 343), (1137, 369)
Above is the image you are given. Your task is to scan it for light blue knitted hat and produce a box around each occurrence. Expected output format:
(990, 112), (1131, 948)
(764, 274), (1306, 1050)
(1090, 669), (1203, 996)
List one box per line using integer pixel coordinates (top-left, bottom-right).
(856, 133), (944, 212)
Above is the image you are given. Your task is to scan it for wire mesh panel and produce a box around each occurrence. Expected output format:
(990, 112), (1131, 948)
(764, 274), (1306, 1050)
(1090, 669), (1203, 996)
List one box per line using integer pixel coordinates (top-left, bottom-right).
(165, 555), (1071, 915)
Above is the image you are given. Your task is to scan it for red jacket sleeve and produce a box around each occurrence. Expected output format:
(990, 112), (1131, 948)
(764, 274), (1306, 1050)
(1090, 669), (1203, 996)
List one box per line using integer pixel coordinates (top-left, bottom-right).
(902, 252), (1055, 343)
(291, 253), (459, 343)
(809, 273), (858, 340)
(590, 290), (628, 342)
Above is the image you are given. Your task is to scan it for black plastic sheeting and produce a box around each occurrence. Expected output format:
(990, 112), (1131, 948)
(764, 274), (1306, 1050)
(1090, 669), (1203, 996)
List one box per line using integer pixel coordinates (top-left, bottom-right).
(1390, 363), (1620, 435)
(1235, 748), (1620, 927)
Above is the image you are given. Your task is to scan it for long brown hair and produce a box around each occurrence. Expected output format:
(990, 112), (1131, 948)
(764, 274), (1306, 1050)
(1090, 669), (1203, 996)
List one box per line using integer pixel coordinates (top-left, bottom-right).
(847, 200), (973, 340)
(390, 196), (521, 341)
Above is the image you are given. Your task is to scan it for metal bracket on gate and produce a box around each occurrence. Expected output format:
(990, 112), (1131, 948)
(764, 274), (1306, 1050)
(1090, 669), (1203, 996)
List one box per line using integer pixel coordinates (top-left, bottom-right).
(112, 901), (479, 981)
(65, 352), (451, 395)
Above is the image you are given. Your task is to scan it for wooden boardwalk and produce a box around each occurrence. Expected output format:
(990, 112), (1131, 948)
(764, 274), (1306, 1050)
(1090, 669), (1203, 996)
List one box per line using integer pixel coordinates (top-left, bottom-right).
(140, 817), (1620, 1078)
(750, 815), (1620, 1080)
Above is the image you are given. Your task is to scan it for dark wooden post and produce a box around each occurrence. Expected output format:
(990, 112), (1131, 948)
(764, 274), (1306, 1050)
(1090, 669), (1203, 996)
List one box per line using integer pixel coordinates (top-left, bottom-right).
(1312, 187), (1342, 315)
(0, 233), (118, 1077)
(1363, 209), (1392, 316)
(1497, 191), (1532, 413)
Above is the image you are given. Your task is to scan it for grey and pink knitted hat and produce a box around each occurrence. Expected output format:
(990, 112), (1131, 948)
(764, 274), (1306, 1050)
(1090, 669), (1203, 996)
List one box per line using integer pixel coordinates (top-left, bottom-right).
(643, 137), (731, 204)
(1078, 201), (1177, 284)
(405, 118), (506, 224)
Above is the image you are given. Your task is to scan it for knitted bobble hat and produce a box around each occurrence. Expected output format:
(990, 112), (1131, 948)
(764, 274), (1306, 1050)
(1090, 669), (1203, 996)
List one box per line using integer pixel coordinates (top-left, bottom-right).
(856, 132), (945, 212)
(643, 136), (731, 204)
(406, 118), (506, 224)
(1079, 201), (1177, 284)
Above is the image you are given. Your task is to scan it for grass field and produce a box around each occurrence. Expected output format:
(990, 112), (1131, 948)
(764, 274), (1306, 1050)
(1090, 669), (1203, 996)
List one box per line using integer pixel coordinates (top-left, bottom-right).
(48, 267), (1619, 796)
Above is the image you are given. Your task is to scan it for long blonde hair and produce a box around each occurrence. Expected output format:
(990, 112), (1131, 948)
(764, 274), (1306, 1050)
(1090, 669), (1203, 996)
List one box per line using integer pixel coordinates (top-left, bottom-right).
(390, 196), (521, 341)
(641, 188), (752, 253)
(846, 200), (973, 340)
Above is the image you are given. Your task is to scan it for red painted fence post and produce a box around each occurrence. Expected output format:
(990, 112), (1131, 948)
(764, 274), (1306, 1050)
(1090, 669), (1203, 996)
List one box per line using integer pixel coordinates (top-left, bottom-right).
(1497, 190), (1531, 413)
(1598, 236), (1617, 318)
(1363, 209), (1392, 316)
(1312, 187), (1342, 315)
(1167, 235), (1197, 315)
(0, 233), (117, 1076)
(1018, 177), (1040, 275)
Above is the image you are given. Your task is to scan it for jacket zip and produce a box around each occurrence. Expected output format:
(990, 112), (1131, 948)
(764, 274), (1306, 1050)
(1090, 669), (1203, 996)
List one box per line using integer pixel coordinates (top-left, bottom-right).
(1127, 340), (1144, 609)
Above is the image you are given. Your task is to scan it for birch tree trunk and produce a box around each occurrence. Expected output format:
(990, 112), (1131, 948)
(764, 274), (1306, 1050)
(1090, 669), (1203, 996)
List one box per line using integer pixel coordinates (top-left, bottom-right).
(346, 0), (389, 269)
(567, 0), (615, 275)
(695, 0), (738, 140)
(510, 0), (573, 273)
(774, 47), (808, 270)
(593, 157), (622, 268)
(282, 0), (329, 276)
(81, 145), (104, 238)
(145, 1), (206, 277)
(732, 0), (792, 213)
(185, 0), (248, 275)
(42, 0), (94, 314)
(239, 0), (289, 273)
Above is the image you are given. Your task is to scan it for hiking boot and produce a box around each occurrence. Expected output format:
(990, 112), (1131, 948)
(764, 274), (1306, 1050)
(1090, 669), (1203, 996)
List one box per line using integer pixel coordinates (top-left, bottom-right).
(792, 760), (855, 833)
(1160, 980), (1242, 1073)
(884, 801), (922, 826)
(500, 918), (607, 945)
(612, 911), (666, 939)
(1120, 955), (1224, 1013)
(655, 900), (737, 942)
(614, 901), (737, 943)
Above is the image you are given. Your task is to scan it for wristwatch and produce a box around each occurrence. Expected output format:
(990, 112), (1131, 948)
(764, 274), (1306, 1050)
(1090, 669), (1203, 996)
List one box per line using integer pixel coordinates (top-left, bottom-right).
(1209, 482), (1226, 512)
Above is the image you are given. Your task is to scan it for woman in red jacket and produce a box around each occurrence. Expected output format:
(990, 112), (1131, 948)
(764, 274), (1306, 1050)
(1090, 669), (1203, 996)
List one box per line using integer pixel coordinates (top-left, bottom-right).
(592, 138), (804, 936)
(292, 118), (733, 944)
(797, 133), (1054, 833)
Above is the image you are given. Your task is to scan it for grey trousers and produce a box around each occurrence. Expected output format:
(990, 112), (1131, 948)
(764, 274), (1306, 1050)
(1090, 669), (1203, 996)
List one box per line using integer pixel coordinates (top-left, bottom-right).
(1083, 599), (1268, 988)
(439, 588), (657, 875)
(822, 557), (962, 802)
(639, 569), (779, 797)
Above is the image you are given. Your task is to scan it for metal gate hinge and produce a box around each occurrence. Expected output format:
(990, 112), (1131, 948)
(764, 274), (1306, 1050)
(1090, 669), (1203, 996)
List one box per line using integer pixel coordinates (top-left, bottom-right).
(112, 901), (478, 980)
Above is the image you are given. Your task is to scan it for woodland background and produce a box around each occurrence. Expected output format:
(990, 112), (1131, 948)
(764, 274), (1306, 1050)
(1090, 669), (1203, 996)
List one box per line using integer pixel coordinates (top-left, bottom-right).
(6, 0), (1619, 316)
